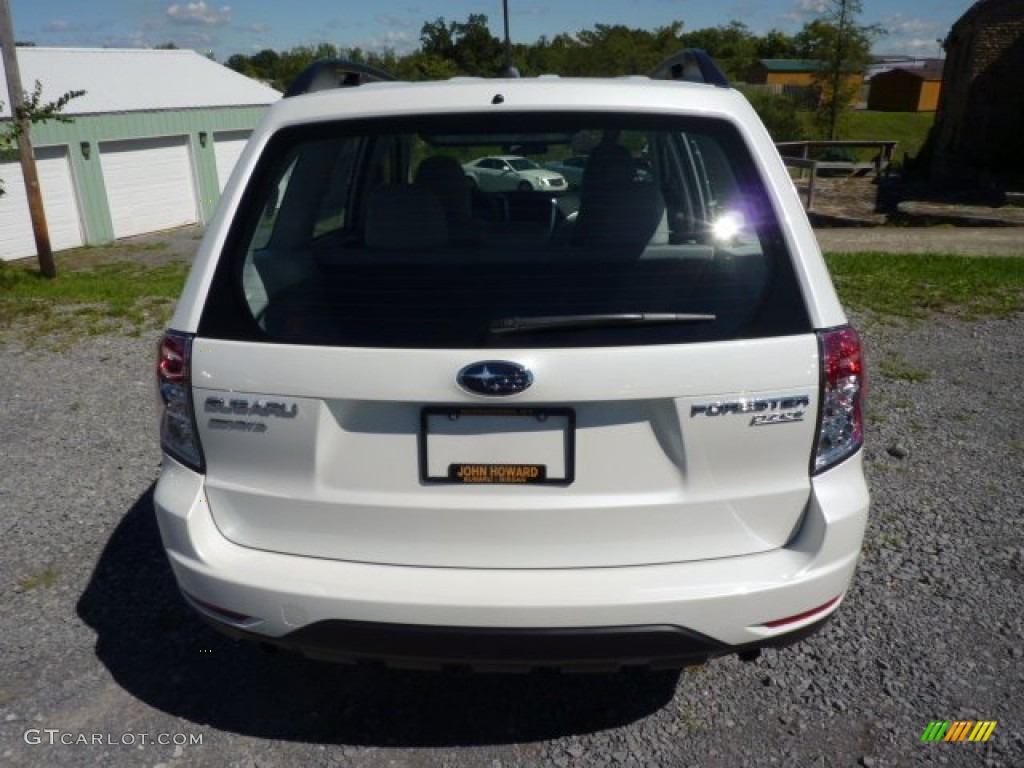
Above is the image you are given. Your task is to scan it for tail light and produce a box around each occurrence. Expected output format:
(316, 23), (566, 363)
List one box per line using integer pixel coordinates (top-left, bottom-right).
(813, 326), (864, 474)
(157, 330), (204, 471)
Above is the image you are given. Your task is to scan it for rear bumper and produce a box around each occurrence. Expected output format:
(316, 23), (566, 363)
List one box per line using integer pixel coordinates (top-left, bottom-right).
(197, 613), (833, 671)
(154, 453), (868, 668)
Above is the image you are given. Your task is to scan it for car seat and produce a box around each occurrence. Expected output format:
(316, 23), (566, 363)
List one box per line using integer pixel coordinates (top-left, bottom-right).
(570, 143), (667, 253)
(413, 156), (486, 245)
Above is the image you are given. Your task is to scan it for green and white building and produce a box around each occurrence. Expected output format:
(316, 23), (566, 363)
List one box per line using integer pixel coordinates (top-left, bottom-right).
(0, 47), (280, 261)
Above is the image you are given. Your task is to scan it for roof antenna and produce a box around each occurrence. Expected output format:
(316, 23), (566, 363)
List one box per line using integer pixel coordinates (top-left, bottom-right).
(499, 0), (520, 77)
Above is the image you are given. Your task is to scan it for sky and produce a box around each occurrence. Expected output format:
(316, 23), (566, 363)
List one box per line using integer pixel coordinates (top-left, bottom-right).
(10, 1), (972, 61)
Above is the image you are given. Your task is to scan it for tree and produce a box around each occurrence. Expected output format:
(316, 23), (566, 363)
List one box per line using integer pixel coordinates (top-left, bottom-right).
(1, 81), (84, 198)
(219, 18), (805, 89)
(795, 0), (883, 139)
(391, 51), (459, 81)
(0, 80), (83, 277)
(681, 21), (757, 81)
(276, 44), (342, 91)
(420, 15), (503, 76)
(518, 33), (581, 76)
(756, 29), (799, 61)
(738, 86), (802, 141)
(225, 53), (253, 76)
(420, 18), (456, 60)
(571, 23), (686, 77)
(249, 48), (282, 83)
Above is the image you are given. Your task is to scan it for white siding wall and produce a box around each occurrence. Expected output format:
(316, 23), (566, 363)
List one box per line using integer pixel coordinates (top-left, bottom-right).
(0, 146), (84, 261)
(213, 130), (252, 192)
(99, 136), (198, 239)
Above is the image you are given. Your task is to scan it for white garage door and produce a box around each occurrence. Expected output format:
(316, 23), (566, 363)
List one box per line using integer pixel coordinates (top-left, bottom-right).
(0, 146), (84, 261)
(213, 130), (252, 192)
(99, 136), (198, 239)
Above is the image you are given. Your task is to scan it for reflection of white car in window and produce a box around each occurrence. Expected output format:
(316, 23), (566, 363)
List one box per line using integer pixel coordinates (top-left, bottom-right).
(463, 155), (567, 192)
(545, 154), (652, 189)
(543, 155), (588, 188)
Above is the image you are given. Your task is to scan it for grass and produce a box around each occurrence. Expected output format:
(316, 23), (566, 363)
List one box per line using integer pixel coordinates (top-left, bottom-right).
(0, 258), (189, 344)
(877, 356), (931, 383)
(798, 110), (935, 167)
(841, 111), (935, 164)
(17, 564), (59, 591)
(825, 252), (1024, 319)
(880, 533), (906, 550)
(1, 247), (1020, 345)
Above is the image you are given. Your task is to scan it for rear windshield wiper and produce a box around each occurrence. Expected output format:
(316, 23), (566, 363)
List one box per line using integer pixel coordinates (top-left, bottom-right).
(490, 312), (717, 334)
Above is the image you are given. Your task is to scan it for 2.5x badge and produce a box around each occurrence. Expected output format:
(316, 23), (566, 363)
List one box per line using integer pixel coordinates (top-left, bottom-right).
(690, 395), (810, 427)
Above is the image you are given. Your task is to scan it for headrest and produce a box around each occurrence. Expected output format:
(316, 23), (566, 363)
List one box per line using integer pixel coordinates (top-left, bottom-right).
(365, 185), (447, 250)
(414, 155), (474, 224)
(582, 144), (636, 192)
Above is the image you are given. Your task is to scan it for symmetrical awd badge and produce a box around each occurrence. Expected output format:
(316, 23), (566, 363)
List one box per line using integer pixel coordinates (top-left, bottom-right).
(457, 361), (533, 396)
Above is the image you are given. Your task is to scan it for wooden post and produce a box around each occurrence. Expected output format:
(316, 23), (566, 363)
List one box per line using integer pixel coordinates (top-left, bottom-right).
(0, 0), (56, 277)
(807, 161), (818, 211)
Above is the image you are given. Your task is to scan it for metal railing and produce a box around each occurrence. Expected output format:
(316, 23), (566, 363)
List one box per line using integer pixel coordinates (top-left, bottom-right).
(776, 140), (898, 209)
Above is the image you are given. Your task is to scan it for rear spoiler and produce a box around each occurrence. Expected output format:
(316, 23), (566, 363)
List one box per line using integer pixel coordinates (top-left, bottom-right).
(284, 60), (396, 97)
(649, 49), (730, 87)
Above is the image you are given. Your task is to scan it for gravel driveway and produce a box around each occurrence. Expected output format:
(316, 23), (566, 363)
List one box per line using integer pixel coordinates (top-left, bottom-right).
(814, 227), (1024, 257)
(1, 233), (1022, 766)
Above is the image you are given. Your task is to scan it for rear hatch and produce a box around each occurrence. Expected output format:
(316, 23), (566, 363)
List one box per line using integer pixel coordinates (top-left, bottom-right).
(191, 337), (817, 568)
(185, 107), (821, 569)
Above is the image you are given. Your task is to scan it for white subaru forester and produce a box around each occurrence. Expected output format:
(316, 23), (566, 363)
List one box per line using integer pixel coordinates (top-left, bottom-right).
(156, 53), (868, 671)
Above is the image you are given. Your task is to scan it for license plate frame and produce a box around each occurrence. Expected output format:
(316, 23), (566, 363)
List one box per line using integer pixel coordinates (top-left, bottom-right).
(420, 406), (575, 485)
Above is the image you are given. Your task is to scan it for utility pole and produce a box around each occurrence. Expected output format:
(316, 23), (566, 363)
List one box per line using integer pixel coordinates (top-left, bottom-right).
(0, 0), (56, 277)
(499, 0), (518, 77)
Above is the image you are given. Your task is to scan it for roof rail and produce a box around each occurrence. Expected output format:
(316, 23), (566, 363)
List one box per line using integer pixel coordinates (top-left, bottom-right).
(284, 59), (396, 98)
(649, 49), (730, 88)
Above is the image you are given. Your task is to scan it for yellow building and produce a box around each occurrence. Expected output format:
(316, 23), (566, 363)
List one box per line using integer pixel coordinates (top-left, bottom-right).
(747, 59), (863, 106)
(868, 63), (944, 111)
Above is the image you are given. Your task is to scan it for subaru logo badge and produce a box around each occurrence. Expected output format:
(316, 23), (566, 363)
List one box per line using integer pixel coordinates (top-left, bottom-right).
(457, 361), (533, 396)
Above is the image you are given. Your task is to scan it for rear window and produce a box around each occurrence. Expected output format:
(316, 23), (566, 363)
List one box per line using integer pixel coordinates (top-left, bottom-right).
(200, 112), (810, 348)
